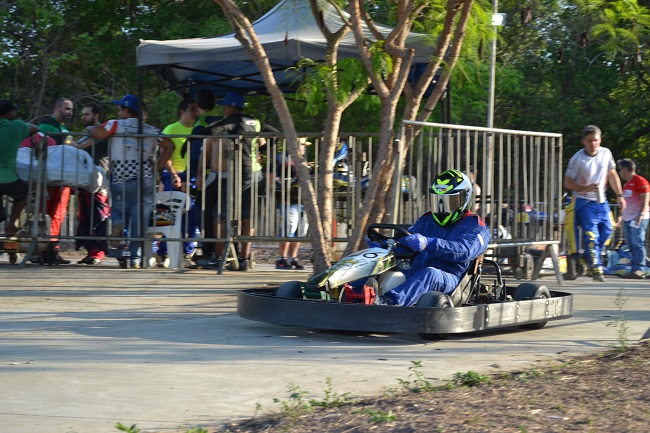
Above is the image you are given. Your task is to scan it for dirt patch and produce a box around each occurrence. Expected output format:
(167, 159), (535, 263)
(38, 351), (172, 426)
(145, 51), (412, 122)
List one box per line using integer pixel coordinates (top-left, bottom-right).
(219, 340), (649, 432)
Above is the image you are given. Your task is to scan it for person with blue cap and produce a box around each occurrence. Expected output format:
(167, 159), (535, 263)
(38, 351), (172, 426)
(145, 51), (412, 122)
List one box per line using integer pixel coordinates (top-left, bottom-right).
(86, 94), (174, 269)
(196, 91), (271, 271)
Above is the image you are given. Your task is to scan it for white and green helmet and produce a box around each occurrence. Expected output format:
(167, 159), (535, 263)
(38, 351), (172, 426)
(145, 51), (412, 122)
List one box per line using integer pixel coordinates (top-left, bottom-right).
(429, 169), (473, 226)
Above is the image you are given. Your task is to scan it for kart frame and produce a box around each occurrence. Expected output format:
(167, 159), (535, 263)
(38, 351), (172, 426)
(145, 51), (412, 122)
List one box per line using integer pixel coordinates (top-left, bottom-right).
(238, 223), (573, 338)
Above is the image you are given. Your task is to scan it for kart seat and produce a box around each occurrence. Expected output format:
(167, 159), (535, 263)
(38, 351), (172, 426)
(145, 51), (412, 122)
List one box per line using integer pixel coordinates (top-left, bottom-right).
(449, 255), (484, 307)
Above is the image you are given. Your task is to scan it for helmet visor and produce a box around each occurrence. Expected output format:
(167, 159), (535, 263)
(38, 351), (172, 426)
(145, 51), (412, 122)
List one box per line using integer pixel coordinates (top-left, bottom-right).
(430, 190), (469, 215)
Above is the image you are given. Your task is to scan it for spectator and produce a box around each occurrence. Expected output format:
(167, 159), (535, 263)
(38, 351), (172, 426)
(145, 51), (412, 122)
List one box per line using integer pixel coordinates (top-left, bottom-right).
(196, 91), (265, 271)
(564, 125), (626, 282)
(155, 98), (199, 266)
(87, 94), (174, 269)
(616, 158), (649, 279)
(38, 98), (75, 264)
(372, 170), (490, 306)
(0, 100), (39, 235)
(183, 89), (221, 266)
(275, 137), (311, 270)
(74, 102), (110, 265)
(161, 98), (198, 191)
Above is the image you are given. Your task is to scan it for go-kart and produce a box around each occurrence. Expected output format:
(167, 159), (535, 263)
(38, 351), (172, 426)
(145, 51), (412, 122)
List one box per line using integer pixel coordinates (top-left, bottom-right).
(237, 223), (573, 340)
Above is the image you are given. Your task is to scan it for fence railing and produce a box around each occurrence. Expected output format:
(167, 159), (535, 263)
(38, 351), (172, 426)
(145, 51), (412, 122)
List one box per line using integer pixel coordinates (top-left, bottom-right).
(1, 124), (571, 281)
(396, 121), (565, 282)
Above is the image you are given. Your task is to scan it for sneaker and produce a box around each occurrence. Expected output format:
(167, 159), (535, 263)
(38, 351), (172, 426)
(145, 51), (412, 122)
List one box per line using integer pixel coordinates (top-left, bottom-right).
(87, 258), (101, 265)
(131, 262), (142, 269)
(237, 257), (250, 272)
(155, 254), (170, 268)
(374, 296), (390, 305)
(49, 252), (70, 265)
(290, 258), (304, 270)
(619, 270), (646, 279)
(77, 255), (93, 265)
(117, 258), (128, 269)
(198, 258), (222, 270)
(275, 258), (292, 269)
(592, 268), (606, 282)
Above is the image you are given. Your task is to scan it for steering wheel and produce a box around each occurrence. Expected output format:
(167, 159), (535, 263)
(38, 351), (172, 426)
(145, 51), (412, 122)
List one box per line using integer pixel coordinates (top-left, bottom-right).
(366, 223), (415, 254)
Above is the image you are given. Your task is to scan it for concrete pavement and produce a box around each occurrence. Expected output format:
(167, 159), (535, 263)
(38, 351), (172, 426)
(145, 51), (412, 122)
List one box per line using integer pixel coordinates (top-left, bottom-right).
(0, 258), (648, 433)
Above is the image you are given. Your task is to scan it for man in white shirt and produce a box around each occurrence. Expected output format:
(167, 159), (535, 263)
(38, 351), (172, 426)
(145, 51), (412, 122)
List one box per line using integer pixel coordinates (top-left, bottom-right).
(564, 125), (625, 281)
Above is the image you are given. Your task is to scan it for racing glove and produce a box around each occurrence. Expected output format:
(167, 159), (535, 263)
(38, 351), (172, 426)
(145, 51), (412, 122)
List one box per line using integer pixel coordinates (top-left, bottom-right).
(364, 236), (383, 249)
(399, 233), (429, 252)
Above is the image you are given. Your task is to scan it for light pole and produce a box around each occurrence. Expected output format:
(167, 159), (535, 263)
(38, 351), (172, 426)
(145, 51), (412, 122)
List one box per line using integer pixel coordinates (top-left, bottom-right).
(487, 1), (502, 129)
(485, 1), (504, 215)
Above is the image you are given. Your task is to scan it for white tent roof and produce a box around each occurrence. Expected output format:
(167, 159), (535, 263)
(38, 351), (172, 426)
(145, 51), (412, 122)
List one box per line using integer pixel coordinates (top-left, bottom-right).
(137, 0), (435, 96)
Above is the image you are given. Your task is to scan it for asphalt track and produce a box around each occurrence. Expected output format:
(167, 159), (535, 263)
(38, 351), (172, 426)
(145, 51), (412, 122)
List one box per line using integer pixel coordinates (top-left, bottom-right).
(0, 258), (648, 433)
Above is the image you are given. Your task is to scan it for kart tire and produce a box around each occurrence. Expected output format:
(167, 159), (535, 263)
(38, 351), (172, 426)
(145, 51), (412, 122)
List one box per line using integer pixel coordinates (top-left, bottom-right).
(415, 291), (453, 340)
(275, 280), (304, 299)
(513, 283), (551, 329)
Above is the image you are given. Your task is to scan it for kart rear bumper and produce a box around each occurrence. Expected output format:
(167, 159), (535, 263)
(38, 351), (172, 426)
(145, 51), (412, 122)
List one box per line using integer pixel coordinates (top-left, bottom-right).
(237, 288), (573, 335)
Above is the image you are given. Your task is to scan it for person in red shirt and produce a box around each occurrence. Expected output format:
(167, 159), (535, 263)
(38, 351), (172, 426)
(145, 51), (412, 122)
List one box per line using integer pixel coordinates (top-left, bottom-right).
(617, 158), (650, 279)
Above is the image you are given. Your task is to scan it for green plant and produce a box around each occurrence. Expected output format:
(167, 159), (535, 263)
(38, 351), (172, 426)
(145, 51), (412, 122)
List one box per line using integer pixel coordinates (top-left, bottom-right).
(515, 369), (545, 383)
(364, 408), (397, 424)
(183, 428), (209, 433)
(115, 423), (140, 433)
(270, 378), (355, 422)
(607, 288), (630, 351)
(397, 361), (436, 393)
(273, 383), (312, 415)
(308, 377), (354, 408)
(448, 370), (490, 388)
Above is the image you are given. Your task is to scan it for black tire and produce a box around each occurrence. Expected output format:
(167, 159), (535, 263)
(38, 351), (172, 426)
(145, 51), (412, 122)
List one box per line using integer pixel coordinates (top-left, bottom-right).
(276, 280), (304, 299)
(513, 283), (551, 329)
(415, 291), (453, 340)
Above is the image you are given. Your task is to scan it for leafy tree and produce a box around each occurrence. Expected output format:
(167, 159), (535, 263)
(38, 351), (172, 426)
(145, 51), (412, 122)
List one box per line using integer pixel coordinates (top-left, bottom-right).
(0, 0), (230, 126)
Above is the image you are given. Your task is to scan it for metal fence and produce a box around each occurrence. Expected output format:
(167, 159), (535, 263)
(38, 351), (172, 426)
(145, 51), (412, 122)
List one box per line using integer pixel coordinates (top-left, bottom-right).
(395, 121), (565, 282)
(1, 124), (567, 280)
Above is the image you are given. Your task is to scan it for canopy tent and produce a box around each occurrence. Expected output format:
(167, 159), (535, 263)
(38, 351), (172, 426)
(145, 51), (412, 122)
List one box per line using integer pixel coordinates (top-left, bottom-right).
(136, 0), (437, 96)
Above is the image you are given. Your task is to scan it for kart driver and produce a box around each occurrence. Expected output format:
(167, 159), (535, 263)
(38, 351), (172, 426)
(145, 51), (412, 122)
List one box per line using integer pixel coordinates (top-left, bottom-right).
(372, 169), (491, 306)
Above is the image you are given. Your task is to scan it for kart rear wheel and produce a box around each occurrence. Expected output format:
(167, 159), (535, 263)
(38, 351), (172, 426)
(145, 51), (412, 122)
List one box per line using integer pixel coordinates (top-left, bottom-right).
(276, 280), (304, 299)
(513, 283), (551, 329)
(415, 291), (453, 340)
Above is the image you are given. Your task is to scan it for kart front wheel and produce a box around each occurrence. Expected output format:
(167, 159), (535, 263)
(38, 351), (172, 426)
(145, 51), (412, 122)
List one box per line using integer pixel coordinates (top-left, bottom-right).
(513, 283), (551, 329)
(275, 281), (304, 299)
(415, 291), (453, 340)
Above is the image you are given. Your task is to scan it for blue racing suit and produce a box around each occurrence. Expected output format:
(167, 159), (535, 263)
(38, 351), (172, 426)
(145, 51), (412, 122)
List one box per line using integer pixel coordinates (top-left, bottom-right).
(383, 212), (491, 306)
(573, 197), (613, 271)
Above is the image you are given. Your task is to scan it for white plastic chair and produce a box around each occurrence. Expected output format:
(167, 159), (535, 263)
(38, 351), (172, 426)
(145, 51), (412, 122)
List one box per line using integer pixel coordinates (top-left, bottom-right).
(145, 191), (187, 269)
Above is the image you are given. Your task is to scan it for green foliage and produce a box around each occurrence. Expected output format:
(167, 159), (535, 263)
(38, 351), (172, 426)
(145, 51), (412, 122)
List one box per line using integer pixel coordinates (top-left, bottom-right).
(397, 360), (436, 393)
(363, 408), (397, 424)
(514, 369), (545, 383)
(448, 370), (490, 388)
(0, 0), (229, 126)
(115, 423), (140, 433)
(183, 427), (209, 433)
(270, 378), (355, 420)
(308, 377), (354, 408)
